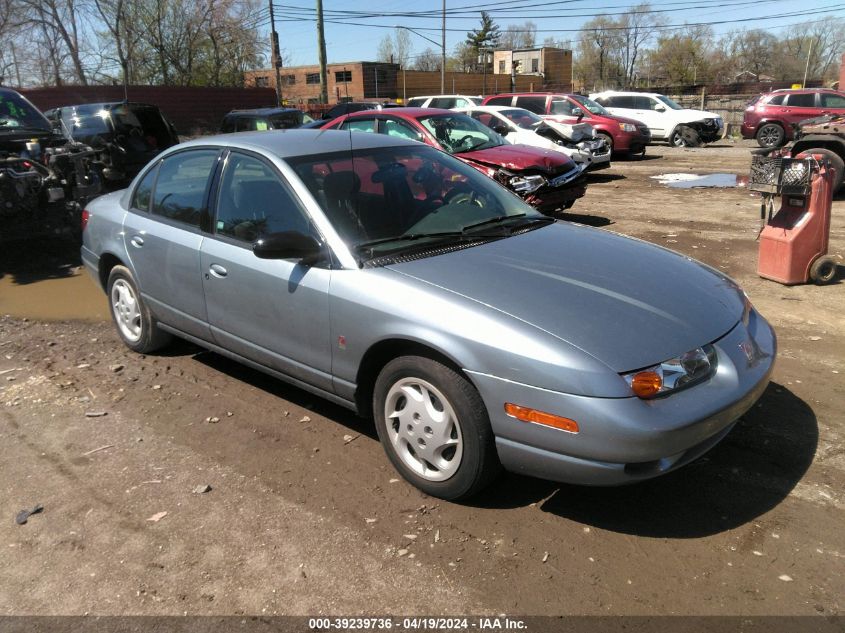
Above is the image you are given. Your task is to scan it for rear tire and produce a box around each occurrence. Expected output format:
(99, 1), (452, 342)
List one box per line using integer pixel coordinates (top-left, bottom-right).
(596, 132), (613, 154)
(809, 256), (837, 285)
(373, 355), (501, 500)
(756, 123), (785, 148)
(107, 265), (172, 353)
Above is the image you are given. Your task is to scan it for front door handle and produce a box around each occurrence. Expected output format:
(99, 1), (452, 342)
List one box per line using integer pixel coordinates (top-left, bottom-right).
(130, 235), (144, 248)
(209, 264), (228, 278)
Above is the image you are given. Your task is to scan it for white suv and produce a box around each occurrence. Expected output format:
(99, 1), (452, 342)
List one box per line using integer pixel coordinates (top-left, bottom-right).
(405, 95), (483, 109)
(589, 91), (723, 147)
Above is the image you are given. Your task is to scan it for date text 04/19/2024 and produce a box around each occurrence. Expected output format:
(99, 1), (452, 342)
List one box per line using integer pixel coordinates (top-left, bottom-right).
(308, 617), (527, 630)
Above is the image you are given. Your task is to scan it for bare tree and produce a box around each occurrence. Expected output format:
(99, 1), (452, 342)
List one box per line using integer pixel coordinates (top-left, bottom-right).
(413, 47), (442, 72)
(499, 21), (537, 50)
(17, 0), (89, 84)
(618, 4), (665, 88)
(377, 28), (412, 67)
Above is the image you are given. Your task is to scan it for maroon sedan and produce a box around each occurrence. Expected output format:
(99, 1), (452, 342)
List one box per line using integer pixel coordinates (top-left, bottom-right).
(322, 108), (587, 213)
(482, 93), (650, 157)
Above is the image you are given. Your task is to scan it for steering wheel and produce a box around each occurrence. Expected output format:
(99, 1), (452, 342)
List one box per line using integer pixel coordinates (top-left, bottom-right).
(444, 186), (482, 207)
(456, 134), (475, 148)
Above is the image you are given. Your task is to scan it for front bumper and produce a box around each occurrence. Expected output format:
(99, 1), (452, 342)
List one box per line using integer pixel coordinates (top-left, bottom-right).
(467, 309), (776, 486)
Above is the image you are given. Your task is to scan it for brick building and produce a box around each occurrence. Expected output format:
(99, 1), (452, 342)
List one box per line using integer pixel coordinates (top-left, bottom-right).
(245, 61), (399, 105)
(492, 47), (572, 92)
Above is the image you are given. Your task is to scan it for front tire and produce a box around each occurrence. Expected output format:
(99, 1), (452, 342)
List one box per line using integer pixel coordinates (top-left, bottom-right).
(107, 265), (171, 353)
(670, 125), (700, 148)
(373, 356), (501, 500)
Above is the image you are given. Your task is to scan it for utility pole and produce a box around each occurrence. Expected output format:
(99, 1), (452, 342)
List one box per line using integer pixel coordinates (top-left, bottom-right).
(802, 38), (814, 88)
(317, 0), (328, 104)
(268, 0), (283, 105)
(441, 0), (446, 93)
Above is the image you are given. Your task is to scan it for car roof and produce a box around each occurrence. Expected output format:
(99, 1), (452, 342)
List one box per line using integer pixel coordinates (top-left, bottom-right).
(409, 94), (481, 99)
(346, 107), (452, 119)
(227, 107), (303, 116)
(55, 101), (160, 109)
(591, 91), (661, 97)
(455, 105), (521, 113)
(175, 128), (420, 158)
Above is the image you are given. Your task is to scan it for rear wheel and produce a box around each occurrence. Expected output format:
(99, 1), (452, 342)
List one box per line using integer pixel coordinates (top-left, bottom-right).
(373, 355), (501, 500)
(756, 123), (785, 148)
(809, 256), (837, 285)
(107, 265), (172, 353)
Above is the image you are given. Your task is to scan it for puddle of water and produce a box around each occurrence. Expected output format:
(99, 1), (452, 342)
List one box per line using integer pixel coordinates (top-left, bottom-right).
(0, 270), (109, 321)
(652, 173), (746, 188)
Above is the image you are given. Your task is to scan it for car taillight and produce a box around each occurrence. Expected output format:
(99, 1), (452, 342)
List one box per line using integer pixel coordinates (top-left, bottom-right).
(81, 209), (90, 231)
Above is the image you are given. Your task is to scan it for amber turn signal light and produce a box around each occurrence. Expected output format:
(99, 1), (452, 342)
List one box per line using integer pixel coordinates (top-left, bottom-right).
(504, 403), (579, 434)
(630, 370), (662, 398)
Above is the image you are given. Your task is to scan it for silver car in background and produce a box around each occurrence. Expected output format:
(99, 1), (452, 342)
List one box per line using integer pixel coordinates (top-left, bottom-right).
(81, 130), (776, 501)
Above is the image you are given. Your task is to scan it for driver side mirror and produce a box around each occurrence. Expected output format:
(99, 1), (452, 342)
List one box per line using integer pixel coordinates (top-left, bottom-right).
(654, 105), (666, 112)
(253, 231), (324, 265)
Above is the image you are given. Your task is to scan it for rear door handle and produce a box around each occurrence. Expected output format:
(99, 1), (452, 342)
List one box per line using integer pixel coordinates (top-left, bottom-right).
(209, 264), (228, 278)
(130, 235), (144, 248)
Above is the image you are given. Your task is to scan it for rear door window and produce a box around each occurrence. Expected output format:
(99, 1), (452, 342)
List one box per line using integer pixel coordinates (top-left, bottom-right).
(381, 118), (423, 141)
(340, 118), (377, 133)
(131, 164), (159, 212)
(429, 98), (458, 109)
(151, 150), (218, 227)
(513, 96), (546, 114)
(485, 96), (512, 106)
(786, 93), (815, 108)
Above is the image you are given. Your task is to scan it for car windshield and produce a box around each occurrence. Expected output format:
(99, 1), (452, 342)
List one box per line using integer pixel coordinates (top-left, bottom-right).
(418, 113), (504, 154)
(286, 144), (547, 262)
(570, 95), (609, 115)
(500, 109), (543, 129)
(67, 104), (112, 135)
(657, 95), (684, 110)
(0, 90), (52, 133)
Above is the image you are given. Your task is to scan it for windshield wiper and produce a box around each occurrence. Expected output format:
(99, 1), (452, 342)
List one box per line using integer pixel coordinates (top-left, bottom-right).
(462, 214), (555, 234)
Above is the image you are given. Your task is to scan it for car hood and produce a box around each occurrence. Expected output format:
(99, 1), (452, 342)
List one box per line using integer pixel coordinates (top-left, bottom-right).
(542, 120), (594, 143)
(677, 109), (721, 122)
(386, 223), (744, 372)
(601, 113), (647, 127)
(456, 143), (574, 173)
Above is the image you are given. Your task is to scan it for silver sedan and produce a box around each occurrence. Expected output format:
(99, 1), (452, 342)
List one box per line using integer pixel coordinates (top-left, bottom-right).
(81, 130), (776, 500)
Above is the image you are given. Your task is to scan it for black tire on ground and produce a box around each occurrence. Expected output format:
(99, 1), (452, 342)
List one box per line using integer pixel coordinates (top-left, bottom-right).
(798, 148), (845, 193)
(670, 125), (701, 148)
(809, 256), (837, 285)
(373, 355), (502, 500)
(106, 265), (172, 353)
(756, 123), (786, 148)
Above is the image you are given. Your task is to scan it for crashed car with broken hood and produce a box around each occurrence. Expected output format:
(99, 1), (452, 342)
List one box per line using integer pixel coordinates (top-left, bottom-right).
(590, 91), (723, 147)
(455, 105), (611, 171)
(0, 87), (100, 241)
(322, 107), (588, 213)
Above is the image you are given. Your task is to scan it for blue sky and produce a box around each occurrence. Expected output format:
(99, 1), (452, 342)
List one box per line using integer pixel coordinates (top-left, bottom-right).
(268, 0), (845, 67)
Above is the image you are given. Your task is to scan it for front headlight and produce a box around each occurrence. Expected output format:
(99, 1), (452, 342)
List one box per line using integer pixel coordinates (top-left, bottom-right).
(619, 122), (637, 132)
(622, 344), (717, 398)
(509, 174), (547, 193)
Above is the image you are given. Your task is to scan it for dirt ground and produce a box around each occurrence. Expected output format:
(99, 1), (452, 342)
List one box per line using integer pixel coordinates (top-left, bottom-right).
(0, 140), (843, 618)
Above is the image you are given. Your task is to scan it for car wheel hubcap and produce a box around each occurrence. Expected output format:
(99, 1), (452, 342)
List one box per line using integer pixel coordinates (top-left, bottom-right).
(672, 132), (685, 147)
(384, 378), (463, 482)
(111, 279), (142, 342)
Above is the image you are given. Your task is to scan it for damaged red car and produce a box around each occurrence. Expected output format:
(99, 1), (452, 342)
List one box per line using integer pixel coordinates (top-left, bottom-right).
(321, 108), (587, 213)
